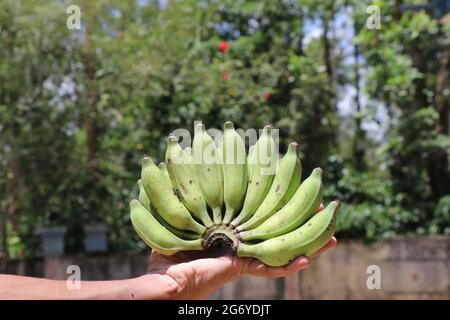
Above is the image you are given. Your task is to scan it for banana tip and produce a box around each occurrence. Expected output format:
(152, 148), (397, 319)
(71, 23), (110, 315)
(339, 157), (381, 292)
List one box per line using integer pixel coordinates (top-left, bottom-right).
(289, 142), (299, 149)
(314, 167), (323, 176)
(224, 121), (234, 129)
(168, 135), (178, 142)
(130, 199), (140, 209)
(195, 122), (205, 130)
(331, 200), (341, 215)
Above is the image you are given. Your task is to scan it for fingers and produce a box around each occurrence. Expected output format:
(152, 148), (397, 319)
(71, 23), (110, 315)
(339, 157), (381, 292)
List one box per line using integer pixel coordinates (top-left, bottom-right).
(310, 236), (337, 258)
(238, 256), (310, 278)
(316, 203), (325, 213)
(149, 234), (337, 282)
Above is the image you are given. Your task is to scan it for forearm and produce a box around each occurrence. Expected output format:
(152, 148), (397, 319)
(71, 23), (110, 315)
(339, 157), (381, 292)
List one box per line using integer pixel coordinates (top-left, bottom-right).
(0, 274), (174, 300)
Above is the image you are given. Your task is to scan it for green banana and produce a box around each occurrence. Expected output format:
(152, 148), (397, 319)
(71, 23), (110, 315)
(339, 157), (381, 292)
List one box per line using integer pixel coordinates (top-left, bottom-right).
(235, 142), (301, 231)
(247, 145), (255, 175)
(130, 200), (203, 255)
(159, 161), (183, 200)
(141, 156), (206, 235)
(236, 201), (339, 266)
(184, 146), (192, 158)
(231, 125), (277, 226)
(221, 121), (248, 224)
(165, 135), (214, 227)
(302, 215), (336, 256)
(137, 179), (151, 212)
(239, 167), (323, 241)
(158, 162), (171, 181)
(192, 122), (224, 224)
(137, 179), (200, 240)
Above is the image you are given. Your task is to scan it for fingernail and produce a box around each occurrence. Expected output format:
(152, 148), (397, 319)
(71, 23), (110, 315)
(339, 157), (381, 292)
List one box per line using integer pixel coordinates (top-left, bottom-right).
(256, 263), (266, 270)
(297, 257), (309, 266)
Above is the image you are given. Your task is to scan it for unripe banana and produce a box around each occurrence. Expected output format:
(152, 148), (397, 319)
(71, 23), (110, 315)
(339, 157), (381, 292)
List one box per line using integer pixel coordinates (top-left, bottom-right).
(237, 201), (339, 266)
(239, 168), (323, 241)
(247, 145), (255, 175)
(165, 135), (214, 227)
(158, 162), (181, 199)
(130, 200), (203, 255)
(301, 215), (336, 256)
(236, 142), (301, 231)
(137, 179), (200, 240)
(231, 125), (277, 226)
(141, 156), (206, 235)
(158, 162), (171, 181)
(192, 123), (224, 224)
(221, 121), (248, 224)
(137, 179), (151, 212)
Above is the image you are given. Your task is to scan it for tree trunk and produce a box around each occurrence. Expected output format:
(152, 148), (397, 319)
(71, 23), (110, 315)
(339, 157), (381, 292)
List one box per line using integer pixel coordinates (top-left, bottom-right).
(83, 1), (99, 169)
(429, 44), (450, 199)
(352, 39), (366, 171)
(436, 45), (449, 136)
(393, 0), (402, 20)
(410, 47), (428, 110)
(4, 136), (20, 230)
(0, 210), (7, 258)
(323, 13), (334, 97)
(318, 6), (338, 162)
(1, 133), (21, 257)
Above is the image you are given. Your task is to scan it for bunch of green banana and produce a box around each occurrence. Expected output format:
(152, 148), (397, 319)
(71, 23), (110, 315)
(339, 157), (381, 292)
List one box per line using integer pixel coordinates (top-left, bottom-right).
(130, 122), (340, 266)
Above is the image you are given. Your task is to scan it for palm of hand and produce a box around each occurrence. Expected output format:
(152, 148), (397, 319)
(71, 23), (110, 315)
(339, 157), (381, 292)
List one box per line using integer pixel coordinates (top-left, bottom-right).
(147, 237), (337, 300)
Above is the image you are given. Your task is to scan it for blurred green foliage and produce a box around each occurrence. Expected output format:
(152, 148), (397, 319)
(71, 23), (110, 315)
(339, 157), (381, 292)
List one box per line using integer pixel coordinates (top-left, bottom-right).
(431, 195), (450, 235)
(0, 0), (449, 257)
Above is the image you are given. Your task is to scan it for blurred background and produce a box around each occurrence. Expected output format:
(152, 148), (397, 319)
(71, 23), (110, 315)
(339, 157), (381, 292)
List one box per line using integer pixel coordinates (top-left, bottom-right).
(0, 0), (449, 299)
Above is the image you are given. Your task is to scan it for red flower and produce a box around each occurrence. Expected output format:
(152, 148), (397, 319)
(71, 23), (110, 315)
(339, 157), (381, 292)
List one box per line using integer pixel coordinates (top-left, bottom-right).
(263, 91), (271, 101)
(218, 41), (230, 52)
(222, 71), (229, 80)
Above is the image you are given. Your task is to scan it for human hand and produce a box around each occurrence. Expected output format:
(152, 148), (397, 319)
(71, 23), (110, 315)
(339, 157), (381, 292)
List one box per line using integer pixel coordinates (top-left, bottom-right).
(138, 204), (336, 299)
(145, 237), (336, 300)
